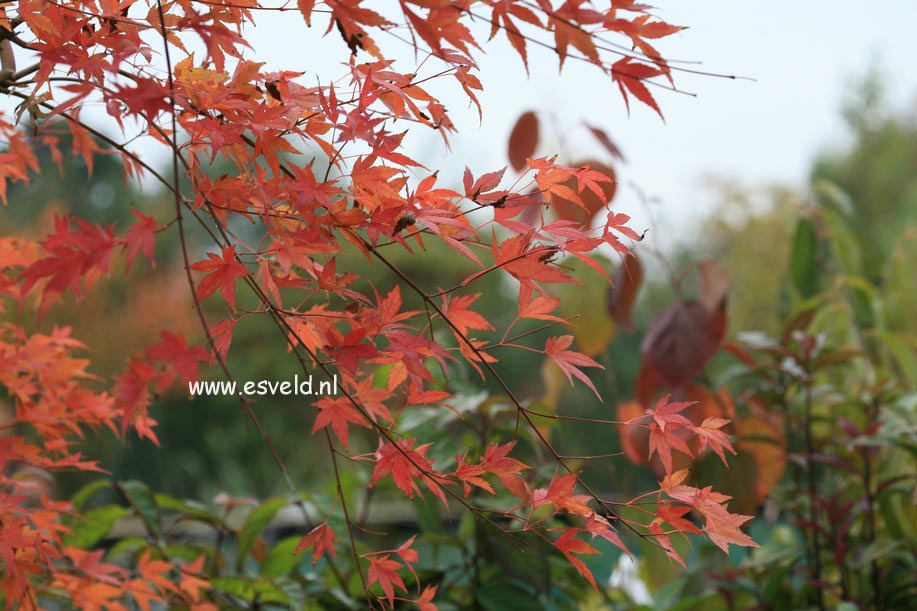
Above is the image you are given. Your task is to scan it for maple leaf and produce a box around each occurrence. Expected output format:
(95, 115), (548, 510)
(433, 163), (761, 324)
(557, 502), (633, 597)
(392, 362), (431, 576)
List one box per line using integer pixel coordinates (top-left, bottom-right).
(370, 439), (446, 504)
(312, 395), (370, 449)
(692, 417), (736, 465)
(416, 585), (438, 611)
(518, 285), (567, 324)
(294, 522), (338, 565)
(122, 210), (159, 272)
(655, 504), (701, 535)
(441, 293), (494, 339)
(190, 245), (250, 312)
(178, 556), (211, 603)
(660, 474), (758, 552)
(297, 0), (316, 26)
(481, 442), (530, 500)
(366, 554), (407, 608)
(20, 216), (118, 313)
(648, 421), (693, 474)
(115, 358), (156, 436)
(453, 456), (494, 496)
(648, 520), (686, 568)
(611, 57), (664, 119)
(692, 487), (757, 552)
(544, 335), (603, 397)
(144, 331), (211, 390)
(533, 472), (593, 517)
(647, 394), (694, 432)
(552, 529), (599, 589)
(584, 512), (630, 555)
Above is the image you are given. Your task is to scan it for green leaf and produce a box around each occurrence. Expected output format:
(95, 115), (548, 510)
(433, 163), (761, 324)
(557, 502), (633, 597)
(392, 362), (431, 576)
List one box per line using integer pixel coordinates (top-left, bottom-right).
(210, 576), (292, 605)
(822, 207), (861, 276)
(476, 580), (541, 611)
(480, 523), (551, 594)
(876, 331), (917, 387)
(154, 493), (223, 526)
(812, 179), (854, 218)
(790, 217), (821, 298)
(261, 536), (306, 577)
(554, 254), (615, 357)
(70, 479), (112, 511)
(237, 497), (288, 570)
(856, 538), (900, 568)
(63, 505), (130, 549)
(117, 480), (163, 539)
(275, 576), (305, 609)
(106, 537), (148, 559)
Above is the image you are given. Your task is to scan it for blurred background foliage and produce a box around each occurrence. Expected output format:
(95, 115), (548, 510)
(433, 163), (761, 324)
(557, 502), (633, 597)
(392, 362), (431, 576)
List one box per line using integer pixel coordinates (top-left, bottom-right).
(2, 73), (915, 608)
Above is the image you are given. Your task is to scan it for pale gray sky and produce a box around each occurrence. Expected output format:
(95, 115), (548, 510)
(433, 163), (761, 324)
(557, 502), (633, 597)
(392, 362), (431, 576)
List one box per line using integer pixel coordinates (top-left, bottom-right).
(240, 2), (917, 248)
(13, 2), (917, 249)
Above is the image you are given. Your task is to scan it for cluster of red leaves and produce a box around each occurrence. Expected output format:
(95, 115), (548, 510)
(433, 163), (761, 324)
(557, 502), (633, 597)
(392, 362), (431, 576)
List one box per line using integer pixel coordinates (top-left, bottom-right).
(0, 1), (755, 608)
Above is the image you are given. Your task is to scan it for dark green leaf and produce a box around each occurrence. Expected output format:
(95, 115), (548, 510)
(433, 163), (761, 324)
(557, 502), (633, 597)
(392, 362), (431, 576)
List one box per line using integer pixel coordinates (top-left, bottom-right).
(117, 480), (163, 539)
(790, 217), (820, 298)
(261, 536), (306, 578)
(237, 497), (288, 570)
(63, 505), (130, 549)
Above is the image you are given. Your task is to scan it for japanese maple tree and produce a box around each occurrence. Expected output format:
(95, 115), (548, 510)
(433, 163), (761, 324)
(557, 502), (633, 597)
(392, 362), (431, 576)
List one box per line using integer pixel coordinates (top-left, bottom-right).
(0, 1), (756, 608)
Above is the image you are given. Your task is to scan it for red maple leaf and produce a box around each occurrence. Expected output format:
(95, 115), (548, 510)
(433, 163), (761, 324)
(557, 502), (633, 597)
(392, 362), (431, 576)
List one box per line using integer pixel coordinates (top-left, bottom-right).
(647, 394), (694, 432)
(692, 417), (736, 465)
(369, 439), (446, 504)
(294, 522), (337, 565)
(553, 529), (599, 589)
(655, 504), (701, 535)
(441, 293), (494, 339)
(611, 57), (664, 119)
(312, 395), (370, 449)
(121, 210), (159, 272)
(366, 555), (407, 608)
(144, 331), (211, 391)
(416, 585), (438, 611)
(189, 245), (250, 312)
(544, 335), (603, 397)
(648, 421), (693, 474)
(533, 472), (592, 517)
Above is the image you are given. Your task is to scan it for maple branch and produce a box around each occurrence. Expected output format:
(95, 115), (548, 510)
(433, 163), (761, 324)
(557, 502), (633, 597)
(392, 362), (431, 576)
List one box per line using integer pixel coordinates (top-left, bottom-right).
(425, 245), (560, 298)
(361, 241), (653, 543)
(142, 3), (356, 594)
(520, 407), (626, 427)
(323, 428), (368, 591)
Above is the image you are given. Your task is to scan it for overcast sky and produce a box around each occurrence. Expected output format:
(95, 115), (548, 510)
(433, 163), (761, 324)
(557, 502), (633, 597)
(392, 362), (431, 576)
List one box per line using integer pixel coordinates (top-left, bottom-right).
(238, 1), (917, 249)
(13, 2), (917, 250)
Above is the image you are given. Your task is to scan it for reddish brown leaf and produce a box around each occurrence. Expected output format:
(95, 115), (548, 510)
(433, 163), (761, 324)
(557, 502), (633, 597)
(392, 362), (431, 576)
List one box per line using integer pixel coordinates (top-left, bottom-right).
(693, 417), (735, 465)
(697, 260), (730, 313)
(617, 400), (650, 466)
(607, 253), (642, 332)
(641, 300), (724, 387)
(585, 124), (626, 162)
(507, 110), (539, 172)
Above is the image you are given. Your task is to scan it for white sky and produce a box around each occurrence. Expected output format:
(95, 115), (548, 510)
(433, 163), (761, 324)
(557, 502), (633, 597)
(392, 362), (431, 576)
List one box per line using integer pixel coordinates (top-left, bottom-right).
(239, 1), (917, 248)
(443, 1), (917, 246)
(11, 2), (917, 250)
